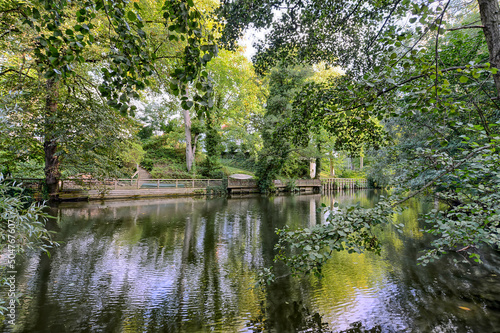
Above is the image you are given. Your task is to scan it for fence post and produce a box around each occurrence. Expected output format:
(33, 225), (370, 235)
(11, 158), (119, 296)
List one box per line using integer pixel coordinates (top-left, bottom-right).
(114, 180), (117, 190)
(192, 179), (195, 188)
(157, 180), (159, 189)
(208, 179), (210, 187)
(176, 180), (178, 188)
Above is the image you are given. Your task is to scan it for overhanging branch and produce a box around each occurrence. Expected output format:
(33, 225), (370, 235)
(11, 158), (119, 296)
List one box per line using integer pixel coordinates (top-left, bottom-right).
(393, 145), (491, 206)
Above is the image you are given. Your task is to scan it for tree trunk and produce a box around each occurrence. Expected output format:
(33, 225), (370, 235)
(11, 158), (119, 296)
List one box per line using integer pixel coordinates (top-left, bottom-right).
(360, 155), (364, 170)
(44, 79), (60, 199)
(329, 157), (335, 177)
(309, 158), (316, 179)
(478, 0), (500, 99)
(315, 143), (321, 179)
(183, 107), (195, 172)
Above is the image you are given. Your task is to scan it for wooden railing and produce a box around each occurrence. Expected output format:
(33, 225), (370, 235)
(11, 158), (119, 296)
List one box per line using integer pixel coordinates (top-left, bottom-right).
(321, 178), (368, 190)
(6, 178), (223, 190)
(8, 177), (368, 192)
(60, 178), (223, 190)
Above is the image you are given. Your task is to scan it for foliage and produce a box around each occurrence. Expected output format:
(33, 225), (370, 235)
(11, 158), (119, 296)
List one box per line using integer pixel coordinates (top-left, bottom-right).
(0, 175), (57, 314)
(221, 0), (500, 275)
(255, 65), (312, 192)
(206, 177), (228, 195)
(198, 48), (265, 175)
(199, 112), (223, 177)
(141, 135), (186, 171)
(119, 141), (146, 174)
(0, 177), (56, 254)
(220, 156), (257, 174)
(218, 0), (400, 75)
(150, 163), (193, 179)
(338, 169), (366, 179)
(274, 199), (397, 277)
(255, 61), (384, 191)
(0, 0), (219, 194)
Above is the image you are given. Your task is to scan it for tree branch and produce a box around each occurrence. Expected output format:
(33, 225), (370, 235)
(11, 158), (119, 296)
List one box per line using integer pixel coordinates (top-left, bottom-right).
(448, 25), (485, 31)
(0, 68), (35, 79)
(0, 27), (19, 39)
(393, 145), (491, 206)
(366, 0), (402, 51)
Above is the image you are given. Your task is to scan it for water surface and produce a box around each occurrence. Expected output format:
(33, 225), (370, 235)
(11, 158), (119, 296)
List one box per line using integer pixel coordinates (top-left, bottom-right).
(2, 191), (500, 332)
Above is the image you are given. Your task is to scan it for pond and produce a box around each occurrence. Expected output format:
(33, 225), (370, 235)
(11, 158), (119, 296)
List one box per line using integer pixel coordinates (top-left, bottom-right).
(2, 190), (500, 332)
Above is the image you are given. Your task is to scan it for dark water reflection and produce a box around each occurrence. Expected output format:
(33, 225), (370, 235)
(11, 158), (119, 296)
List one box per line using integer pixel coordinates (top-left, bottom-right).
(2, 191), (500, 332)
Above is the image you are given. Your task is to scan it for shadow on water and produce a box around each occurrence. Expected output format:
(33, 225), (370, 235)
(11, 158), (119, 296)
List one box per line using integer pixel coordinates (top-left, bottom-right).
(1, 191), (500, 333)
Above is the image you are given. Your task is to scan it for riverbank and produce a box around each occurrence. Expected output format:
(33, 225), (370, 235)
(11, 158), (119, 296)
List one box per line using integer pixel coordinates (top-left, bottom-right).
(12, 177), (370, 201)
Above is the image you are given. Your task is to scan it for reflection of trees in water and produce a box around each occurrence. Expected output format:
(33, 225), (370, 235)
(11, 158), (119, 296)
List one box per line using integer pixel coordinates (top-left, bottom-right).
(9, 193), (500, 333)
(247, 196), (331, 333)
(247, 299), (330, 332)
(337, 321), (383, 333)
(16, 198), (273, 332)
(364, 198), (500, 333)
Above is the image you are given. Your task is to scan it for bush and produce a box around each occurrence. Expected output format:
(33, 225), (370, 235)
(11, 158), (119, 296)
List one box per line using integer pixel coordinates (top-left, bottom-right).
(150, 163), (192, 179)
(141, 136), (186, 171)
(0, 175), (58, 315)
(338, 169), (366, 179)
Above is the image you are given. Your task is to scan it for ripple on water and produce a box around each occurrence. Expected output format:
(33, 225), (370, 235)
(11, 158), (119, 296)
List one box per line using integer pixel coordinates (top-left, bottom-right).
(310, 254), (414, 332)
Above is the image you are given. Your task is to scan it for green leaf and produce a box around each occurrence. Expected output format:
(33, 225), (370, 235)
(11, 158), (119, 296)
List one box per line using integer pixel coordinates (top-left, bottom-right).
(127, 11), (137, 22)
(32, 8), (40, 20)
(459, 76), (468, 83)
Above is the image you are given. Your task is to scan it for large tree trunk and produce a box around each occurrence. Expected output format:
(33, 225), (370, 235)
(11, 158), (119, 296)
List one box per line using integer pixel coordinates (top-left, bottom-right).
(183, 107), (195, 172)
(44, 79), (60, 199)
(478, 0), (500, 99)
(360, 155), (364, 170)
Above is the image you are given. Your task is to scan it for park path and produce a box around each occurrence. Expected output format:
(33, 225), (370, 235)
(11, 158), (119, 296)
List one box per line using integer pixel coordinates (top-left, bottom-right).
(137, 166), (151, 187)
(137, 166), (151, 179)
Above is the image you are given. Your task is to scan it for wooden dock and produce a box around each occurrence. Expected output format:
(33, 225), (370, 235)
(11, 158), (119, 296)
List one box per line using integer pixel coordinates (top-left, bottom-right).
(227, 179), (322, 194)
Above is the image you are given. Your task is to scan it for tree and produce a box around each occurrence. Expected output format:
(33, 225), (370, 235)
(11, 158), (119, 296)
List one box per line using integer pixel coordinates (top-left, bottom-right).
(120, 141), (146, 175)
(255, 64), (313, 191)
(0, 0), (218, 195)
(255, 62), (385, 191)
(202, 48), (266, 175)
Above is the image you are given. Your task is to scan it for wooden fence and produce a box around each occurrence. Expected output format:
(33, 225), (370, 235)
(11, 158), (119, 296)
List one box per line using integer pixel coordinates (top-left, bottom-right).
(321, 178), (368, 191)
(59, 178), (223, 190)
